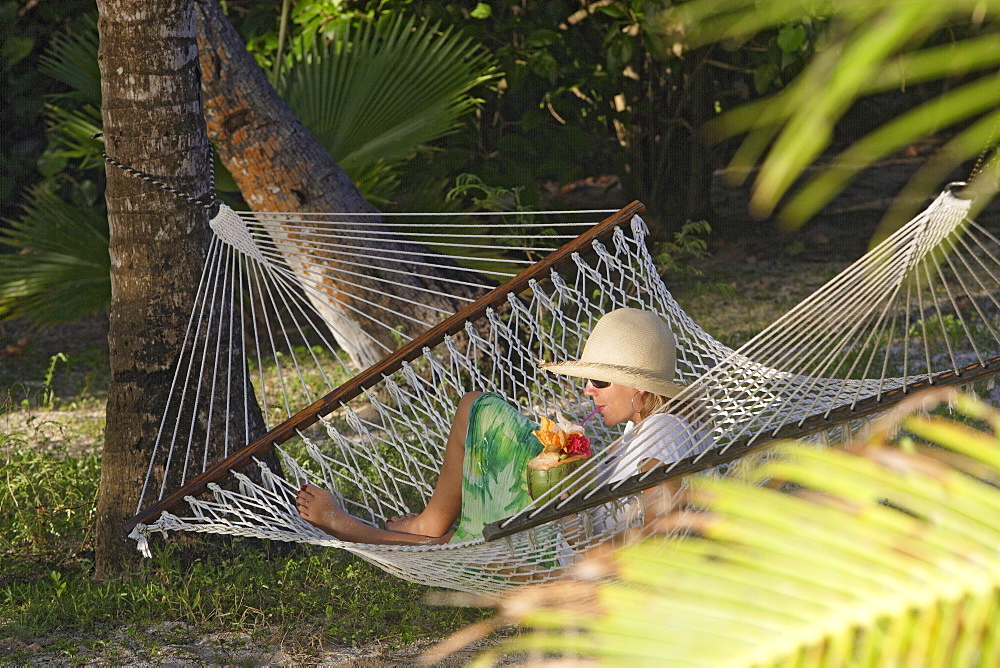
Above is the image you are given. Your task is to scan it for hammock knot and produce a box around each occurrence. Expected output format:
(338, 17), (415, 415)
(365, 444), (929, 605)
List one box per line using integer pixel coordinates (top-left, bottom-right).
(550, 273), (576, 302)
(205, 484), (225, 502)
(630, 213), (649, 238)
(128, 524), (153, 558)
(399, 362), (420, 390)
(544, 273), (568, 302)
(581, 511), (594, 539)
(304, 432), (328, 465)
(209, 204), (267, 263)
(591, 239), (614, 265)
(384, 376), (404, 404)
(251, 458), (280, 494)
(280, 450), (310, 487)
(367, 393), (388, 422)
(344, 407), (365, 433)
(443, 336), (461, 360)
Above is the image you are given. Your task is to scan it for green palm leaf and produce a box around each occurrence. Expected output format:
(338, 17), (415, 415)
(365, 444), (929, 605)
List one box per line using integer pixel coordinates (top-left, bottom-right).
(43, 104), (105, 170)
(652, 0), (1000, 230)
(0, 184), (110, 326)
(37, 13), (101, 105)
(474, 389), (1000, 666)
(277, 14), (499, 203)
(0, 12), (108, 328)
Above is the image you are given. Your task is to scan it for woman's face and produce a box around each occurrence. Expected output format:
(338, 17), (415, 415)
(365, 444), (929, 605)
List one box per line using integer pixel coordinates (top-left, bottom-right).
(583, 379), (644, 426)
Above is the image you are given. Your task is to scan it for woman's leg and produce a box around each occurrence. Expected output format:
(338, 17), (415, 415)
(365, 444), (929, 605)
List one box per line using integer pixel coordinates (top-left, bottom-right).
(296, 483), (452, 544)
(383, 391), (483, 537)
(297, 391), (483, 540)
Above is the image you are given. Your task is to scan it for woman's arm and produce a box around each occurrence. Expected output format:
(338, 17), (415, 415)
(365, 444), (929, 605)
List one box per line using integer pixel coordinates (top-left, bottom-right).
(638, 457), (682, 527)
(326, 516), (454, 545)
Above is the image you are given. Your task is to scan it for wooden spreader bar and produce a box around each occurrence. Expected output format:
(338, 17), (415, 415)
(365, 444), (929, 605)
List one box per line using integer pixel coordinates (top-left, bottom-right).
(481, 354), (1000, 542)
(123, 201), (646, 534)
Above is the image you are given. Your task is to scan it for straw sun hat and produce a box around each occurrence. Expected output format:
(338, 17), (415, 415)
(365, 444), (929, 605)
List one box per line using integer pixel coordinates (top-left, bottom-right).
(540, 308), (686, 398)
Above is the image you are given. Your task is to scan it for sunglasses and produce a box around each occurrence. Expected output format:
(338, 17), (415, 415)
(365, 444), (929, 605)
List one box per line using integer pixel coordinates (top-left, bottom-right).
(586, 378), (611, 389)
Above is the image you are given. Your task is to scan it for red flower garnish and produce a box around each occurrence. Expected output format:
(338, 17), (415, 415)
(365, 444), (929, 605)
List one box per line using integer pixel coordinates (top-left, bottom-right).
(564, 432), (591, 458)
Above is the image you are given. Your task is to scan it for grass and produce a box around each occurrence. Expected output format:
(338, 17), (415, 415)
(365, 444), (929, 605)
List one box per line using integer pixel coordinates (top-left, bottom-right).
(0, 333), (489, 663)
(670, 256), (847, 348)
(0, 433), (488, 661)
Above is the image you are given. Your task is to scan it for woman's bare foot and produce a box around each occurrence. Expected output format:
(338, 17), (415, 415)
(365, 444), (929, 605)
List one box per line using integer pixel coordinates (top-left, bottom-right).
(296, 483), (350, 537)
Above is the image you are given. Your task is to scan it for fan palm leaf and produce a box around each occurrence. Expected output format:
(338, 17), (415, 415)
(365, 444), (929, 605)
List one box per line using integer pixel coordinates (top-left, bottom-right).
(0, 184), (110, 326)
(461, 388), (1000, 666)
(37, 12), (101, 105)
(0, 12), (108, 328)
(43, 104), (104, 170)
(277, 13), (499, 203)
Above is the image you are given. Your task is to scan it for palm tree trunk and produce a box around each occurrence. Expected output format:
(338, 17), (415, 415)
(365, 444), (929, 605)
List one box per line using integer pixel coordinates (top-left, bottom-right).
(195, 0), (489, 369)
(94, 0), (268, 575)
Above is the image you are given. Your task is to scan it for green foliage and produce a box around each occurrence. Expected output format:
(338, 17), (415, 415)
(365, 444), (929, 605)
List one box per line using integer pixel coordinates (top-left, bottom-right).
(656, 0), (1000, 229)
(471, 388), (1000, 665)
(327, 1), (639, 207)
(420, 0), (749, 226)
(39, 104), (104, 173)
(0, 0), (96, 217)
(750, 20), (822, 95)
(3, 538), (484, 644)
(41, 352), (68, 409)
(445, 173), (530, 214)
(274, 11), (500, 204)
(0, 183), (110, 326)
(0, 3), (34, 71)
(30, 11), (103, 176)
(468, 2), (643, 192)
(0, 440), (100, 563)
(33, 13), (103, 171)
(0, 9), (108, 328)
(651, 219), (711, 275)
(2, 3), (501, 324)
(36, 12), (100, 105)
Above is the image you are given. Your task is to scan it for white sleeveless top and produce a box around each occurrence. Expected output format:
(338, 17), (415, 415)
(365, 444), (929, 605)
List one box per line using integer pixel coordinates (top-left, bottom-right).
(592, 412), (713, 533)
(601, 412), (711, 482)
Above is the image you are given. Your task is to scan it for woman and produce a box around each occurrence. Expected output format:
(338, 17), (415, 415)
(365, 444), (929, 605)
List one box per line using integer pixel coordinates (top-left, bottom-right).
(295, 307), (710, 544)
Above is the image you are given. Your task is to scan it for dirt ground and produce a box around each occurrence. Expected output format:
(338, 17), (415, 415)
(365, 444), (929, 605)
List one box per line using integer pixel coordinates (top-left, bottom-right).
(0, 626), (511, 667)
(3, 144), (999, 665)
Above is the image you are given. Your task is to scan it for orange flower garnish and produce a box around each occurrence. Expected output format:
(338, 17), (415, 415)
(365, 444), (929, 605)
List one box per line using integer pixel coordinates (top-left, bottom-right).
(529, 415), (592, 471)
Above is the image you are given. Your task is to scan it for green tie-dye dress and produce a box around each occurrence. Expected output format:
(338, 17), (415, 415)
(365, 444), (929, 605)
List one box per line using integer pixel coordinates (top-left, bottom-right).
(450, 392), (542, 543)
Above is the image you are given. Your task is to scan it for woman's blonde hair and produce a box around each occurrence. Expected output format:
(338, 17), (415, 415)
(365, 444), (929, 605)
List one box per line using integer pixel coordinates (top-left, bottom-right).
(638, 392), (670, 421)
(639, 385), (707, 425)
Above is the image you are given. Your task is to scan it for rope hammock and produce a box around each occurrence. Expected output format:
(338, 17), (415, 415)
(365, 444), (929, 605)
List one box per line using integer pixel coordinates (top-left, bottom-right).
(124, 184), (1000, 596)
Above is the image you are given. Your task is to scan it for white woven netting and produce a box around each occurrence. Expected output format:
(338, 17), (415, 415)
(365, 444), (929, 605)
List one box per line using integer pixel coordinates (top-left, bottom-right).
(130, 189), (1000, 596)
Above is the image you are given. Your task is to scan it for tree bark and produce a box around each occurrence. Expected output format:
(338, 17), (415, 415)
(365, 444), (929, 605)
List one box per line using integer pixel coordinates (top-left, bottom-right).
(94, 0), (269, 575)
(194, 0), (489, 369)
(618, 46), (718, 242)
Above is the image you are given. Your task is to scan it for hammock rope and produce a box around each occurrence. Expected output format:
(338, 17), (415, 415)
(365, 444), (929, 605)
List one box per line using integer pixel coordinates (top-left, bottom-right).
(126, 201), (646, 534)
(126, 187), (1000, 596)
